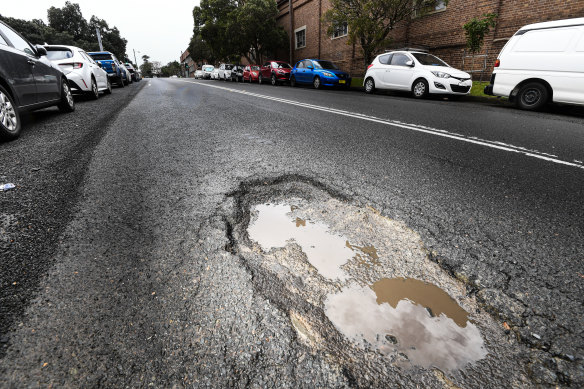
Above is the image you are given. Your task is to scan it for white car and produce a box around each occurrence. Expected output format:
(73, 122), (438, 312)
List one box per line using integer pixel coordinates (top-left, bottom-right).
(202, 65), (214, 79)
(217, 63), (234, 80)
(484, 17), (584, 110)
(194, 69), (204, 79)
(364, 50), (472, 98)
(45, 45), (111, 99)
(211, 68), (220, 80)
(119, 62), (132, 85)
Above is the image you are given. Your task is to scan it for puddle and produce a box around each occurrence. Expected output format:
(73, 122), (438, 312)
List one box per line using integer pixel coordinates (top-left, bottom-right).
(324, 281), (486, 371)
(248, 203), (353, 280)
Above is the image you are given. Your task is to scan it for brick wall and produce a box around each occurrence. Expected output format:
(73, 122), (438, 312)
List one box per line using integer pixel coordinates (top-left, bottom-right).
(276, 0), (584, 79)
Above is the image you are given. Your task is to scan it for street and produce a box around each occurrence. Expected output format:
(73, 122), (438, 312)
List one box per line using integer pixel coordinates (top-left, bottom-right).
(1, 78), (583, 387)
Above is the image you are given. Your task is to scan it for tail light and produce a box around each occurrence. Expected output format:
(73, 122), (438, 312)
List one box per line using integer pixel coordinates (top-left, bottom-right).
(60, 62), (83, 69)
(494, 59), (500, 68)
(367, 64), (374, 70)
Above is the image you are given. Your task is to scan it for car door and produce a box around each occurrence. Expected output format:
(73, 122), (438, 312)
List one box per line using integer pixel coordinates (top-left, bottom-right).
(375, 54), (392, 88)
(0, 22), (38, 107)
(385, 53), (415, 90)
(300, 60), (313, 83)
(292, 61), (304, 82)
(81, 51), (105, 88)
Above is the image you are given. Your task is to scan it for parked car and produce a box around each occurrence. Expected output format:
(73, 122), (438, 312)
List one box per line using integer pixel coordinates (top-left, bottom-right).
(259, 60), (292, 85)
(484, 17), (584, 110)
(290, 59), (351, 89)
(363, 50), (471, 98)
(194, 69), (204, 79)
(0, 20), (75, 141)
(119, 62), (132, 85)
(87, 51), (125, 87)
(217, 63), (234, 81)
(124, 62), (139, 82)
(243, 65), (260, 82)
(202, 65), (214, 79)
(45, 45), (111, 99)
(230, 65), (245, 82)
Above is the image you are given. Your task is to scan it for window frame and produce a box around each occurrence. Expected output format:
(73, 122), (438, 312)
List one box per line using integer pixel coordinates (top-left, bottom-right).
(294, 25), (306, 50)
(413, 0), (447, 18)
(331, 22), (348, 40)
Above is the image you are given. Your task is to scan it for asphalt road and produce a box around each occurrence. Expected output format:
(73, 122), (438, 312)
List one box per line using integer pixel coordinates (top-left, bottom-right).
(0, 78), (582, 387)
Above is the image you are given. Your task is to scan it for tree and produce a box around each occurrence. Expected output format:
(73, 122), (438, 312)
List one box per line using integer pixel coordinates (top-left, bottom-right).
(188, 33), (214, 65)
(324, 0), (448, 68)
(47, 1), (88, 41)
(193, 0), (238, 62)
(463, 13), (497, 54)
(140, 55), (153, 77)
(160, 61), (182, 77)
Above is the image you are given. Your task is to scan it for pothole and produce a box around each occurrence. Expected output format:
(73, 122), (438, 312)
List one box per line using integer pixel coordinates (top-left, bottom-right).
(230, 178), (528, 387)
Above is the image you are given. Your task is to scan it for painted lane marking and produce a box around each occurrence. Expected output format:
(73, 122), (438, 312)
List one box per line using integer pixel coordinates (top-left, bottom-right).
(174, 79), (584, 171)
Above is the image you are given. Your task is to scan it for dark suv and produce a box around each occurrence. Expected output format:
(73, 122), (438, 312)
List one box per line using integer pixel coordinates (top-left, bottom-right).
(0, 20), (75, 141)
(87, 51), (125, 87)
(230, 65), (245, 82)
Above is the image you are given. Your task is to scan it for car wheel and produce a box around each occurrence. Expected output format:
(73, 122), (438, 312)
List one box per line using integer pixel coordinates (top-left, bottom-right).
(271, 74), (277, 86)
(412, 79), (429, 99)
(104, 78), (112, 95)
(0, 86), (21, 141)
(516, 82), (549, 111)
(89, 77), (99, 100)
(313, 76), (321, 89)
(57, 80), (75, 113)
(290, 76), (296, 87)
(364, 78), (375, 94)
(118, 75), (125, 87)
(259, 74), (263, 84)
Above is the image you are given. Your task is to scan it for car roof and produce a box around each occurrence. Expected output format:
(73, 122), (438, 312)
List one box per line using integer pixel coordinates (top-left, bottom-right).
(519, 17), (584, 31)
(44, 45), (82, 51)
(87, 51), (114, 55)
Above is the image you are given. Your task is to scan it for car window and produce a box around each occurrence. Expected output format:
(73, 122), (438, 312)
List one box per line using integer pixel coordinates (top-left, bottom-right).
(379, 54), (392, 65)
(46, 49), (73, 60)
(0, 22), (35, 55)
(411, 53), (448, 67)
(225, 64), (232, 70)
(272, 62), (291, 69)
(251, 66), (260, 71)
(390, 53), (411, 66)
(82, 52), (97, 64)
(303, 60), (313, 68)
(296, 61), (304, 69)
(90, 53), (113, 61)
(314, 60), (338, 70)
(0, 33), (7, 46)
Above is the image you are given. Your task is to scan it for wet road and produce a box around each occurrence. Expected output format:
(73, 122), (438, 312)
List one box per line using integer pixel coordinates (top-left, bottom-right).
(1, 78), (583, 387)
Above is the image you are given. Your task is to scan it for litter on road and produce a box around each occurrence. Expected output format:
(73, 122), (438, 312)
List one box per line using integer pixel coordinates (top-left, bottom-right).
(0, 183), (16, 191)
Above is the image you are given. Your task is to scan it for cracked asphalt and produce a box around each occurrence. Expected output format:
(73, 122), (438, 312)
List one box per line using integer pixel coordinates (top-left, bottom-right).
(0, 78), (583, 387)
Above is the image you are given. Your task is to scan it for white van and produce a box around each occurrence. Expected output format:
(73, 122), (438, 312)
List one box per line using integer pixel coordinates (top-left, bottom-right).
(484, 18), (584, 110)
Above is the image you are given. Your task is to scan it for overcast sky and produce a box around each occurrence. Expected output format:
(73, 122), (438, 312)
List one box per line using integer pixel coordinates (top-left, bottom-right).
(2, 0), (198, 65)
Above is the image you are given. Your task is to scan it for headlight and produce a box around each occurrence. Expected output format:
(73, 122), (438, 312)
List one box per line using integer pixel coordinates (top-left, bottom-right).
(322, 72), (334, 77)
(431, 71), (451, 78)
(252, 72), (257, 75)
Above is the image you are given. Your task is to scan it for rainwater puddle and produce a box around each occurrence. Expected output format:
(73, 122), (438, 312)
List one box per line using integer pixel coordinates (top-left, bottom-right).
(248, 203), (353, 280)
(325, 280), (486, 371)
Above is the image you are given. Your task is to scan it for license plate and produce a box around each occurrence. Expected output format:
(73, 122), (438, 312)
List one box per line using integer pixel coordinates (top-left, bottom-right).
(339, 80), (346, 84)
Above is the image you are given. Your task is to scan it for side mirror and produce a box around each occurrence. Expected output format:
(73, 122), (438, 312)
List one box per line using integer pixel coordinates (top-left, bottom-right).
(406, 60), (414, 67)
(307, 65), (314, 69)
(97, 62), (103, 68)
(35, 45), (47, 56)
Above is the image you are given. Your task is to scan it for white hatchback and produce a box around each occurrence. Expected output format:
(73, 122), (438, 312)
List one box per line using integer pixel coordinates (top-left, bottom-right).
(364, 51), (472, 98)
(45, 45), (111, 99)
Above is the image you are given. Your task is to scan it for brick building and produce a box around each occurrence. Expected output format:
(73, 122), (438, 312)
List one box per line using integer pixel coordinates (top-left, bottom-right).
(276, 0), (584, 78)
(180, 49), (196, 78)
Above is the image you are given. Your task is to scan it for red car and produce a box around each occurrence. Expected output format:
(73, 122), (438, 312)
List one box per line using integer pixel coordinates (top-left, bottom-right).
(259, 61), (292, 85)
(243, 65), (260, 82)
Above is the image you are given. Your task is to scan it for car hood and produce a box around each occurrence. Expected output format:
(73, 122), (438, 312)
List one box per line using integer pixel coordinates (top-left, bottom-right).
(424, 65), (470, 79)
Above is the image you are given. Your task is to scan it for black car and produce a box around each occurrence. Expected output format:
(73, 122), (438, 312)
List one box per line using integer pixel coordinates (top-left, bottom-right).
(230, 65), (245, 82)
(0, 21), (75, 141)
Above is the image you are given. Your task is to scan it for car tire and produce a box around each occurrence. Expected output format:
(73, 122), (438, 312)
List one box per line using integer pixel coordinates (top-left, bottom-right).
(271, 74), (278, 86)
(57, 80), (75, 113)
(259, 74), (264, 84)
(118, 75), (125, 87)
(412, 79), (429, 99)
(516, 82), (549, 111)
(364, 78), (375, 94)
(0, 85), (21, 141)
(313, 76), (321, 89)
(104, 78), (112, 95)
(290, 76), (297, 87)
(89, 77), (99, 100)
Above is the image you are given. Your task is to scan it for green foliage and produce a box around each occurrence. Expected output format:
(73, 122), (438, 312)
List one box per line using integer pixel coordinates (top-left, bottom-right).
(0, 2), (127, 60)
(160, 61), (182, 77)
(324, 0), (448, 68)
(463, 13), (497, 54)
(191, 0), (288, 64)
(140, 55), (153, 77)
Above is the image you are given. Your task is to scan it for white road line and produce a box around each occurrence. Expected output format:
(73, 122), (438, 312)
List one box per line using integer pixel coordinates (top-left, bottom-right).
(174, 79), (584, 171)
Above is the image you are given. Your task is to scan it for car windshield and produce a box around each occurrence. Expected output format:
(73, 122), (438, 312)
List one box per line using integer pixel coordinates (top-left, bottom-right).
(412, 53), (449, 67)
(89, 53), (113, 61)
(313, 60), (338, 70)
(272, 62), (291, 69)
(251, 66), (260, 70)
(204, 66), (214, 71)
(225, 64), (233, 70)
(46, 49), (73, 60)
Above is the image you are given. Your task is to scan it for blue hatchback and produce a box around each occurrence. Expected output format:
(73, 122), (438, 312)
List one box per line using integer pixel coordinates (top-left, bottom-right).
(87, 51), (125, 87)
(290, 59), (351, 89)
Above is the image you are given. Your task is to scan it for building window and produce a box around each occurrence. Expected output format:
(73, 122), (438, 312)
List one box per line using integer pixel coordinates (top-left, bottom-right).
(295, 26), (306, 49)
(332, 22), (348, 39)
(415, 0), (447, 17)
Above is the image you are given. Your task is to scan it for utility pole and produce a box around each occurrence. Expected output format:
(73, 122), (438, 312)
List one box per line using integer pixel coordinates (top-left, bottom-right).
(96, 27), (103, 51)
(133, 49), (139, 67)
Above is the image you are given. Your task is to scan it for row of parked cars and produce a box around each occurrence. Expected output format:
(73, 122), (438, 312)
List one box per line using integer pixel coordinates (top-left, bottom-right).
(190, 18), (584, 111)
(193, 52), (472, 99)
(0, 20), (141, 141)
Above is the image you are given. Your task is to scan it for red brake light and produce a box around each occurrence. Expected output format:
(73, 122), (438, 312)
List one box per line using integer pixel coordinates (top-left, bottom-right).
(494, 59), (500, 68)
(367, 64), (374, 69)
(59, 62), (83, 69)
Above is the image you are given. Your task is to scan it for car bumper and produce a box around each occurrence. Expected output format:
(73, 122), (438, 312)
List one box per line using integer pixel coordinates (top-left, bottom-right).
(322, 77), (351, 87)
(430, 79), (472, 95)
(274, 73), (290, 80)
(65, 72), (91, 92)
